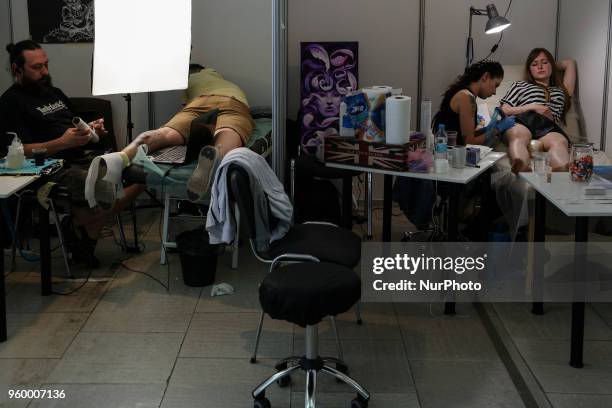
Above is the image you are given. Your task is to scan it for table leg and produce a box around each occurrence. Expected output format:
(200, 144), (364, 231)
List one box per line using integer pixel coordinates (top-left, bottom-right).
(342, 176), (353, 229)
(382, 175), (393, 242)
(39, 204), (52, 296)
(444, 184), (459, 316)
(0, 199), (7, 342)
(367, 172), (373, 239)
(570, 217), (588, 368)
(532, 191), (546, 315)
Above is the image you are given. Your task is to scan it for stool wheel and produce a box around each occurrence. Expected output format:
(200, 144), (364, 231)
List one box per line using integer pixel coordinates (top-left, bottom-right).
(276, 374), (291, 387)
(253, 396), (271, 408)
(351, 394), (369, 408)
(250, 357), (257, 364)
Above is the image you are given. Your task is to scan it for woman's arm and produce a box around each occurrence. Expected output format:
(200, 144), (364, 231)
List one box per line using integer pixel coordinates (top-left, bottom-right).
(452, 91), (486, 145)
(558, 58), (576, 96)
(501, 102), (555, 121)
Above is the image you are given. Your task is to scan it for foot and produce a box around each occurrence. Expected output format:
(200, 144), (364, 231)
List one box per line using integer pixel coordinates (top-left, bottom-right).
(511, 158), (532, 174)
(552, 163), (570, 172)
(187, 146), (220, 202)
(60, 217), (99, 268)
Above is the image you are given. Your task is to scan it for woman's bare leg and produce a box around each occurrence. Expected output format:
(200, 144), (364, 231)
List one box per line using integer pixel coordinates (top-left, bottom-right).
(539, 132), (569, 171)
(505, 123), (533, 173)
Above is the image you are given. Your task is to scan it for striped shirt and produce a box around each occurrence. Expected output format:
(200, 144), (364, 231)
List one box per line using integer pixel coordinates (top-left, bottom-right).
(500, 80), (566, 123)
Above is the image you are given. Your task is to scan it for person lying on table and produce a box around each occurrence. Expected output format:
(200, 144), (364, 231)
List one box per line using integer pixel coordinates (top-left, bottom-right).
(94, 64), (255, 206)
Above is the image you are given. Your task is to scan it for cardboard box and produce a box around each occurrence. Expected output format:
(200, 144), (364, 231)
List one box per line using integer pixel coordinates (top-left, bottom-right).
(324, 134), (428, 172)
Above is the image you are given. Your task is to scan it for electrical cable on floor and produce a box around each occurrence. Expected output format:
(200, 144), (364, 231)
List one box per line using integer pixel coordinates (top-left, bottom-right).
(118, 165), (180, 292)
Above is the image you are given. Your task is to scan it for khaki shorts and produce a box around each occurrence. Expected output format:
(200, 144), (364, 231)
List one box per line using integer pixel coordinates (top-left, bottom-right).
(49, 161), (90, 206)
(164, 95), (254, 146)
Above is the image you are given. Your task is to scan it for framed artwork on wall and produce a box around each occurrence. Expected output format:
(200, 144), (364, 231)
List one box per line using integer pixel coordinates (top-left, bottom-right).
(300, 41), (358, 158)
(28, 0), (94, 43)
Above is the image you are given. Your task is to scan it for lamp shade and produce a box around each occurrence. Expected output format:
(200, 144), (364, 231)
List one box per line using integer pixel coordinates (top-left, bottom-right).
(484, 4), (511, 34)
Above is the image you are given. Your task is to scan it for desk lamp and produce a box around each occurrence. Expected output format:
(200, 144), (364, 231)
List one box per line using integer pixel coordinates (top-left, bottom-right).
(466, 3), (511, 68)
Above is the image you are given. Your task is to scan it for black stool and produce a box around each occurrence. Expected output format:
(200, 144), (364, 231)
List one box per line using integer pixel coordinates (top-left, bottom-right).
(252, 261), (370, 408)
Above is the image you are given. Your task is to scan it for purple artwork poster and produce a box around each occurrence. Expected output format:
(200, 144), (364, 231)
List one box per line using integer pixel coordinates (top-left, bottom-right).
(300, 42), (358, 157)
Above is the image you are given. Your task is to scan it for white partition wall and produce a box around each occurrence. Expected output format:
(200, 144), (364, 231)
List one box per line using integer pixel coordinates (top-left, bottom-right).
(0, 0), (12, 91)
(152, 0), (273, 128)
(558, 0), (610, 149)
(287, 0), (421, 126)
(423, 0), (558, 115)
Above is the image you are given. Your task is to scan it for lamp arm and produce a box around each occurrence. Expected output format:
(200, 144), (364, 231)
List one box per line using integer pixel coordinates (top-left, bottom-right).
(466, 7), (488, 69)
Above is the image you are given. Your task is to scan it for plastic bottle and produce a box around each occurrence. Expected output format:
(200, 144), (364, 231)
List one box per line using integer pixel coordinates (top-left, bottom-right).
(421, 99), (434, 151)
(435, 124), (448, 160)
(5, 132), (25, 169)
(339, 87), (355, 137)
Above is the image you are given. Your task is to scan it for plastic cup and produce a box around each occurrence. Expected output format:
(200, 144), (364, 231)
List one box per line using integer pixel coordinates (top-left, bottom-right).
(451, 146), (466, 168)
(532, 152), (549, 176)
(447, 131), (458, 147)
(32, 148), (47, 166)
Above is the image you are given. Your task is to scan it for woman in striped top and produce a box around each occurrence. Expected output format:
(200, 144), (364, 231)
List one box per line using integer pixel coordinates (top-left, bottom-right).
(500, 48), (576, 172)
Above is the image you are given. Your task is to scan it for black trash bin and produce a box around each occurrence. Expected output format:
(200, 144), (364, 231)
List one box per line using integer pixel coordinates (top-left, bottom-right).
(176, 226), (221, 287)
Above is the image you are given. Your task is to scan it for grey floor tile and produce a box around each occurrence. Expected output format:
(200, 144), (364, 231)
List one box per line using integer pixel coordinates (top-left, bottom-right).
(180, 312), (293, 359)
(28, 384), (166, 408)
(195, 256), (267, 314)
(292, 339), (415, 394)
(82, 280), (200, 333)
(0, 359), (59, 408)
(161, 358), (290, 408)
(45, 332), (183, 384)
(396, 304), (498, 361)
(0, 313), (86, 358)
(6, 280), (108, 314)
(494, 303), (612, 341)
(291, 392), (420, 408)
(411, 360), (524, 408)
(294, 303), (401, 341)
(548, 393), (612, 408)
(591, 302), (612, 320)
(513, 339), (612, 394)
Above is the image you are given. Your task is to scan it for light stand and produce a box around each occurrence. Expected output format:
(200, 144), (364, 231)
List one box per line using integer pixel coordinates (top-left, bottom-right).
(123, 94), (134, 144)
(92, 0), (191, 254)
(120, 93), (141, 253)
(466, 3), (511, 69)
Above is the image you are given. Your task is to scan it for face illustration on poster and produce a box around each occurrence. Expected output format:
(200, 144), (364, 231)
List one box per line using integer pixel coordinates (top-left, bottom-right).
(300, 42), (358, 157)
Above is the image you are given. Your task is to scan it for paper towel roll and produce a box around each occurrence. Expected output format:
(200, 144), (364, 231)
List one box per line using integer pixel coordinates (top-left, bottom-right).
(385, 95), (411, 145)
(361, 86), (392, 143)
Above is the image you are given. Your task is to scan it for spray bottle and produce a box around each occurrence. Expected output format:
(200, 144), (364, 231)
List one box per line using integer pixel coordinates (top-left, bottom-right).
(5, 132), (25, 169)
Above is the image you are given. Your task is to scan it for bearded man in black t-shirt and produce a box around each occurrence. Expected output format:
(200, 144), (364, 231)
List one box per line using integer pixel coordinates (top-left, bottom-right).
(0, 40), (139, 266)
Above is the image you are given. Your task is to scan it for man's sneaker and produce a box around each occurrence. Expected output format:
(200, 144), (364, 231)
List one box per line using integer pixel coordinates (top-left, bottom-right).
(187, 146), (220, 202)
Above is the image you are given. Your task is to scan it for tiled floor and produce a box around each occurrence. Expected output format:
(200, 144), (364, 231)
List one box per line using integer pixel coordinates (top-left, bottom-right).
(1, 209), (611, 407)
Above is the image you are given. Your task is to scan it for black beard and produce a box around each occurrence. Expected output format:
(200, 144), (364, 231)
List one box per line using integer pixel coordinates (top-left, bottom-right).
(21, 75), (54, 94)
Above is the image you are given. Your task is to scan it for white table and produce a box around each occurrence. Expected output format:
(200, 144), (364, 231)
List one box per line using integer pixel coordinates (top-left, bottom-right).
(1, 175), (39, 343)
(520, 172), (612, 368)
(327, 152), (506, 241)
(0, 175), (39, 199)
(328, 152), (505, 315)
